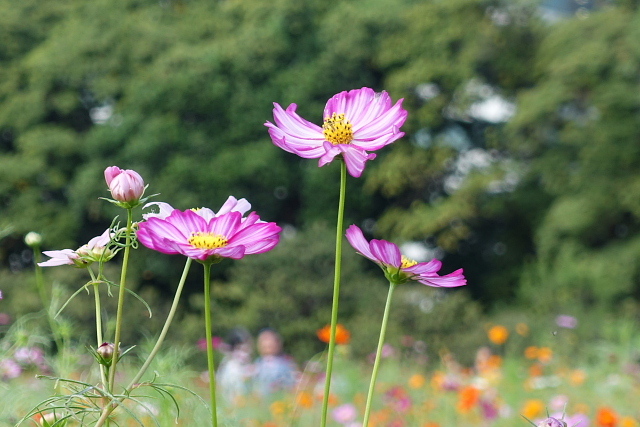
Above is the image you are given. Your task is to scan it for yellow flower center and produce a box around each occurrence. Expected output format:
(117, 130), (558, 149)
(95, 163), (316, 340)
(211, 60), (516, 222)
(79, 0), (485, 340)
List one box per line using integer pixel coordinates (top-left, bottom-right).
(401, 255), (418, 269)
(188, 232), (228, 249)
(322, 113), (353, 145)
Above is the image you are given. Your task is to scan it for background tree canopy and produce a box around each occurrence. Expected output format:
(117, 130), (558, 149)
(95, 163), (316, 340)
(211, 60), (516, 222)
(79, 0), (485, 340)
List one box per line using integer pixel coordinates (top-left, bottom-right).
(1, 0), (639, 357)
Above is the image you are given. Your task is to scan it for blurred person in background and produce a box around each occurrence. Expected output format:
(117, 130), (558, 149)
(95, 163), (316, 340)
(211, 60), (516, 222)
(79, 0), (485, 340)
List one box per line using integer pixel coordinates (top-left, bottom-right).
(252, 328), (298, 397)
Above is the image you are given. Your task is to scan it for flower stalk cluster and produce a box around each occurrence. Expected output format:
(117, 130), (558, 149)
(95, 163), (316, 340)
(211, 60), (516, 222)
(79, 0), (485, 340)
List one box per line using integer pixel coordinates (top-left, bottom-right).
(30, 86), (467, 427)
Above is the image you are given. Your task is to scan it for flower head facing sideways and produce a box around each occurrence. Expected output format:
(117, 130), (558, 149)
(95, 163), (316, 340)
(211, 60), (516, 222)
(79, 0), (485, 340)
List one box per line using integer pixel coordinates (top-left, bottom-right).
(39, 229), (116, 268)
(345, 225), (466, 287)
(137, 207), (281, 263)
(265, 87), (407, 178)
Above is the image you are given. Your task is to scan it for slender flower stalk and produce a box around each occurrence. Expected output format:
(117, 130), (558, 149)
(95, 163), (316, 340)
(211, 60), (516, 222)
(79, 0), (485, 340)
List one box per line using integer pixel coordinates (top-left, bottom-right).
(266, 89), (407, 427)
(321, 160), (347, 427)
(88, 268), (108, 390)
(127, 258), (193, 388)
(136, 199), (281, 427)
(30, 242), (65, 354)
(94, 257), (193, 427)
(362, 281), (397, 427)
(202, 262), (218, 427)
(345, 224), (466, 424)
(107, 207), (134, 392)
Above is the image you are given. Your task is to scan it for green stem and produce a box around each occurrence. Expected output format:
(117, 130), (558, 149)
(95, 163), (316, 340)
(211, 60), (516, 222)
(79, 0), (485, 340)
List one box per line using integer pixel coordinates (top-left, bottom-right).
(108, 208), (134, 393)
(90, 268), (108, 391)
(203, 262), (218, 427)
(320, 160), (347, 427)
(94, 258), (192, 427)
(362, 282), (397, 427)
(33, 247), (65, 354)
(127, 258), (192, 389)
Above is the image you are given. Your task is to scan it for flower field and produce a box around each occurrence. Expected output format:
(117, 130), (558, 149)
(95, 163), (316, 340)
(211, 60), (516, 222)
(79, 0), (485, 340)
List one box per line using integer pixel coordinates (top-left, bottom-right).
(2, 319), (639, 427)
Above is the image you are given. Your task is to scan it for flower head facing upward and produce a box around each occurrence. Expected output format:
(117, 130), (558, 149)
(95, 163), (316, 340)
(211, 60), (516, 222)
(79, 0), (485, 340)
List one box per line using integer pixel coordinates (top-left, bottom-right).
(265, 87), (407, 178)
(137, 206), (280, 263)
(39, 229), (116, 268)
(345, 225), (466, 287)
(104, 166), (146, 206)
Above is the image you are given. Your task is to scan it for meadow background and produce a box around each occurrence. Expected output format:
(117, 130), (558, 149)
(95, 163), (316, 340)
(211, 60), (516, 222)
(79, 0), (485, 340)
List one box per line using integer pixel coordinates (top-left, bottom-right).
(1, 0), (640, 425)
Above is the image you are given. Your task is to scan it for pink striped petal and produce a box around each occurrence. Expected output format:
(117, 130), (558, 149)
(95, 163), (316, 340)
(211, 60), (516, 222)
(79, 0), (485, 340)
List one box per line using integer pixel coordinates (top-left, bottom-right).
(369, 239), (402, 267)
(404, 259), (442, 275)
(345, 225), (377, 262)
(416, 268), (466, 288)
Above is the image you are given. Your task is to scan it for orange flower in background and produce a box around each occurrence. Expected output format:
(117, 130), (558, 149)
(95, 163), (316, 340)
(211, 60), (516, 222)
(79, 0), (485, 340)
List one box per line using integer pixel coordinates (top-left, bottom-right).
(487, 354), (503, 369)
(537, 346), (553, 363)
(525, 346), (539, 359)
(528, 362), (544, 377)
(423, 423), (441, 427)
(457, 385), (480, 413)
(408, 374), (426, 389)
(597, 407), (619, 427)
(295, 391), (314, 409)
(317, 324), (351, 344)
(488, 325), (509, 345)
(521, 399), (545, 419)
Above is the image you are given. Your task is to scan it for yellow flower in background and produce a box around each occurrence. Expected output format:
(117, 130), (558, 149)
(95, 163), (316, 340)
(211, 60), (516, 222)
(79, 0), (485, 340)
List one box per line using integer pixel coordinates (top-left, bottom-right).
(621, 417), (639, 427)
(570, 369), (587, 386)
(516, 322), (530, 336)
(409, 373), (426, 389)
(488, 325), (509, 345)
(521, 399), (545, 419)
(270, 401), (288, 417)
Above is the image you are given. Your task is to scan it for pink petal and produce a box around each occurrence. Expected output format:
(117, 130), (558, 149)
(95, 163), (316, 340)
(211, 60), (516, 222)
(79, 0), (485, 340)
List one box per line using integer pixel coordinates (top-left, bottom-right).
(352, 129), (404, 151)
(265, 103), (326, 158)
(214, 245), (247, 259)
(104, 166), (122, 186)
(208, 211), (243, 236)
(227, 222), (281, 251)
(216, 196), (251, 216)
(340, 146), (376, 178)
(167, 209), (208, 235)
(369, 239), (402, 267)
(352, 99), (407, 138)
(318, 142), (342, 168)
(345, 225), (377, 262)
(142, 202), (175, 220)
(38, 249), (77, 267)
(416, 268), (467, 288)
(404, 259), (442, 275)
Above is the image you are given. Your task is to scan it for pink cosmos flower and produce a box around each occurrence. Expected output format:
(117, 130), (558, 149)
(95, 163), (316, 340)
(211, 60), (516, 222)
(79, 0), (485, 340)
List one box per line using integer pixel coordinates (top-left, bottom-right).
(136, 209), (281, 262)
(345, 225), (466, 287)
(104, 166), (145, 204)
(332, 403), (358, 424)
(265, 87), (407, 178)
(39, 229), (115, 267)
(142, 196), (252, 221)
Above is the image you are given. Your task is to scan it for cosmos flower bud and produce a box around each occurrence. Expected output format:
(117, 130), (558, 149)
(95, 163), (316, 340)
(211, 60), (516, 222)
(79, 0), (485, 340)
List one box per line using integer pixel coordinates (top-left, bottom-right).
(24, 232), (42, 248)
(104, 166), (145, 206)
(96, 342), (118, 366)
